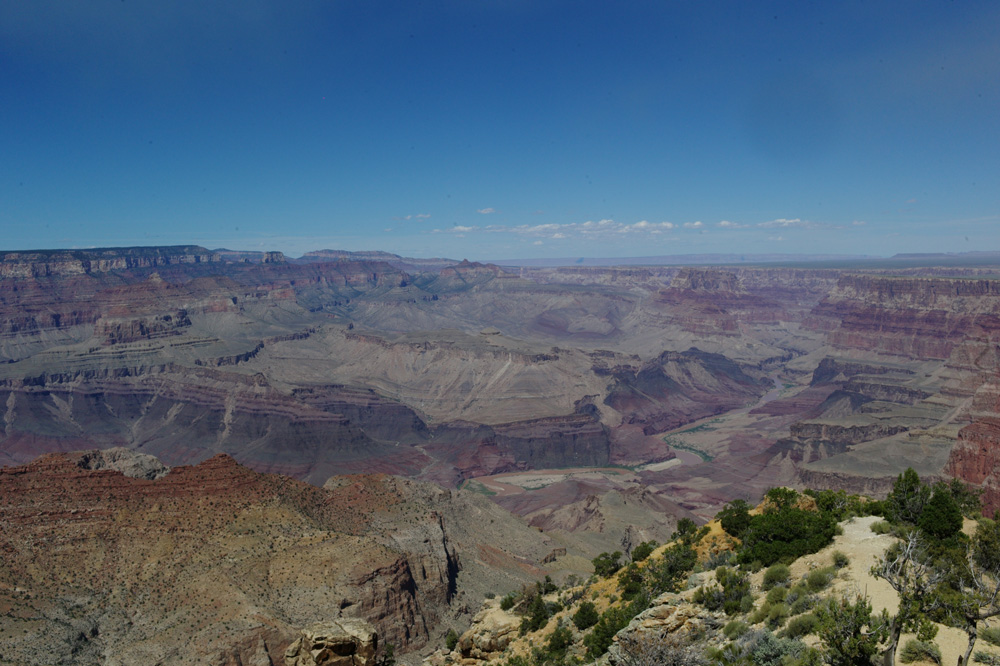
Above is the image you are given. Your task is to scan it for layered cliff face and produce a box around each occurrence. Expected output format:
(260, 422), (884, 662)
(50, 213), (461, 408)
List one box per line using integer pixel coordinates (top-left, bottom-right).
(0, 451), (557, 665)
(808, 275), (1000, 360)
(5, 244), (1000, 546)
(603, 349), (770, 435)
(946, 382), (1000, 514)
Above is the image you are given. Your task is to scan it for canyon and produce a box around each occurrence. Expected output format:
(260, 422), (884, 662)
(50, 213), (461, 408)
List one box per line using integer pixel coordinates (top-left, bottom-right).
(2, 245), (1000, 663)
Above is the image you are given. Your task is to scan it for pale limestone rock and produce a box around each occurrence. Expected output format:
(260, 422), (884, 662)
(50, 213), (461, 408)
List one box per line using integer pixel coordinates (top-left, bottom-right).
(284, 619), (378, 666)
(607, 594), (720, 666)
(456, 600), (519, 661)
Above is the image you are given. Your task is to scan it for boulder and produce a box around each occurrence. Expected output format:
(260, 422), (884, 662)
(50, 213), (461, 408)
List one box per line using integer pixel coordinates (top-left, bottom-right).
(456, 601), (520, 661)
(284, 619), (378, 666)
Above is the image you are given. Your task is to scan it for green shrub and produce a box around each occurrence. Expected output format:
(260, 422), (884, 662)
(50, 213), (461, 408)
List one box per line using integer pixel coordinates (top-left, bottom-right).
(767, 602), (790, 629)
(693, 566), (752, 616)
(444, 629), (459, 651)
(518, 594), (549, 635)
(583, 599), (648, 658)
(739, 508), (837, 567)
(749, 601), (771, 625)
(644, 542), (699, 597)
(919, 487), (963, 541)
(723, 619), (749, 639)
(764, 487), (799, 511)
(618, 563), (644, 601)
(900, 639), (942, 665)
(806, 567), (836, 592)
(763, 563), (791, 590)
(981, 626), (1000, 647)
(974, 652), (1000, 666)
(887, 468), (930, 525)
(544, 624), (573, 661)
(673, 518), (699, 541)
(831, 550), (850, 568)
(719, 499), (752, 538)
(631, 540), (658, 562)
(782, 613), (819, 639)
(705, 549), (735, 570)
(572, 601), (599, 630)
(870, 520), (892, 535)
(788, 592), (816, 615)
(500, 592), (518, 611)
(806, 488), (875, 521)
(592, 551), (623, 578)
(750, 630), (808, 666)
(766, 586), (789, 605)
(501, 657), (531, 666)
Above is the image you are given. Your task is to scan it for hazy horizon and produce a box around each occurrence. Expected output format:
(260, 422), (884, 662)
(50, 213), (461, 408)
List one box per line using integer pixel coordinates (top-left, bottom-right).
(3, 1), (998, 259)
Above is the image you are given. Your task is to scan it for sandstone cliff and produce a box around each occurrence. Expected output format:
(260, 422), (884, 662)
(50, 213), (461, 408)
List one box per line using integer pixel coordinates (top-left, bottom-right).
(0, 451), (557, 665)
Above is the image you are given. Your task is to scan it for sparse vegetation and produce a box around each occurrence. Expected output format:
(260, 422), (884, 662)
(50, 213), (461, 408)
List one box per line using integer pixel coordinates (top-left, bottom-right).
(693, 565), (753, 615)
(718, 499), (752, 539)
(738, 494), (837, 566)
(782, 612), (819, 639)
(572, 601), (599, 630)
(592, 551), (623, 578)
(631, 540), (658, 563)
(981, 626), (1000, 647)
(900, 639), (942, 664)
(805, 566), (836, 592)
(762, 563), (791, 590)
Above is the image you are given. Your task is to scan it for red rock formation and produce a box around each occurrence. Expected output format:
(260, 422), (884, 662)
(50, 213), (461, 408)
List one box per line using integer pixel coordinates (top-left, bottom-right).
(810, 275), (1000, 359)
(0, 452), (546, 663)
(947, 383), (1000, 514)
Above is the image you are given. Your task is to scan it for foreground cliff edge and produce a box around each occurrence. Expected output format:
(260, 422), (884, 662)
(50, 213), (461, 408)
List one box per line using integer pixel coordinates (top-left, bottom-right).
(6, 457), (1000, 666)
(0, 450), (566, 665)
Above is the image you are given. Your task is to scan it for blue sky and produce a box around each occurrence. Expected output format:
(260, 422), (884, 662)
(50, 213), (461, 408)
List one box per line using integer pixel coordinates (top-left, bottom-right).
(2, 1), (998, 260)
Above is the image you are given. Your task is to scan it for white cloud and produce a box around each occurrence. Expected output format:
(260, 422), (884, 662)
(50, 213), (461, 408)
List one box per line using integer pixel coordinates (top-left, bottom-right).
(852, 220), (867, 226)
(683, 221), (703, 229)
(395, 213), (431, 221)
(759, 218), (810, 229)
(717, 220), (747, 229)
(429, 217), (680, 243)
(533, 240), (544, 245)
(477, 207), (497, 214)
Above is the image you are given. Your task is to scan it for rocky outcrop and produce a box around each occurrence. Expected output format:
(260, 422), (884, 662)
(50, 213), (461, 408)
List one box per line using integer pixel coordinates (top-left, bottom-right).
(455, 601), (520, 661)
(75, 446), (169, 479)
(810, 357), (914, 385)
(946, 381), (1000, 514)
(607, 594), (720, 666)
(789, 421), (910, 446)
(809, 275), (1000, 360)
(0, 245), (222, 278)
(94, 310), (192, 345)
(604, 349), (769, 435)
(0, 452), (551, 664)
(797, 468), (900, 498)
(284, 620), (378, 666)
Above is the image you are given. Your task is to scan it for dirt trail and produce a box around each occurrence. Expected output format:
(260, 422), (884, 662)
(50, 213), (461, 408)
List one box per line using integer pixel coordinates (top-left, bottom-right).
(796, 515), (986, 666)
